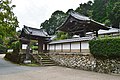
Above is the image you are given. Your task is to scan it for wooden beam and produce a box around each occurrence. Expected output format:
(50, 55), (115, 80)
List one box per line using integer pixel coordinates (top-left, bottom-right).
(70, 42), (71, 52)
(44, 43), (48, 53)
(96, 31), (98, 37)
(61, 43), (63, 52)
(38, 38), (43, 53)
(80, 42), (81, 52)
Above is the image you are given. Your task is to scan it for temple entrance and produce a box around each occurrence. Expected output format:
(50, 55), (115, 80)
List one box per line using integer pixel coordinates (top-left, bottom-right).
(19, 26), (55, 66)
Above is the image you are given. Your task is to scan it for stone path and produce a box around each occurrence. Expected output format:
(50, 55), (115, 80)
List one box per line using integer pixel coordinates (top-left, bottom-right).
(0, 54), (120, 80)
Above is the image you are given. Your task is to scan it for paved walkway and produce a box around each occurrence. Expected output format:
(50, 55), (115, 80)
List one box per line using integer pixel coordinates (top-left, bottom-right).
(0, 54), (120, 80)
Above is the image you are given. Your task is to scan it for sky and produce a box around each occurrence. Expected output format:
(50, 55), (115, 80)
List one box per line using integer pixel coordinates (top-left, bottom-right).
(12, 0), (93, 30)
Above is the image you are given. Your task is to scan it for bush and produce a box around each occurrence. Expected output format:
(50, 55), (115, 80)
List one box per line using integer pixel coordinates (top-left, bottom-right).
(89, 38), (120, 59)
(10, 41), (20, 54)
(0, 44), (6, 54)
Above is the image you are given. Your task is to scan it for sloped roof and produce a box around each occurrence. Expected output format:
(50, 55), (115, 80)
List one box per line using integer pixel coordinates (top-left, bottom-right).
(49, 37), (94, 44)
(70, 12), (90, 21)
(20, 25), (50, 41)
(24, 26), (49, 37)
(20, 25), (49, 37)
(98, 28), (120, 35)
(58, 12), (109, 34)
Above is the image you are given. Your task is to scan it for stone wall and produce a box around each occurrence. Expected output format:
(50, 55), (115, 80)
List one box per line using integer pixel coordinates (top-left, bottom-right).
(47, 52), (120, 74)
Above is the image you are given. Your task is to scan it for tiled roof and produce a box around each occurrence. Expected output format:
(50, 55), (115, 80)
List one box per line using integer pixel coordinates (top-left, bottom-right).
(23, 25), (49, 37)
(98, 28), (119, 35)
(70, 12), (90, 21)
(58, 12), (109, 34)
(49, 37), (94, 44)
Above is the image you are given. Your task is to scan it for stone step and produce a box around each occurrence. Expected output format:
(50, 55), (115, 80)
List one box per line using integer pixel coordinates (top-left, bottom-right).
(43, 64), (55, 66)
(41, 59), (52, 62)
(41, 61), (53, 64)
(32, 54), (55, 66)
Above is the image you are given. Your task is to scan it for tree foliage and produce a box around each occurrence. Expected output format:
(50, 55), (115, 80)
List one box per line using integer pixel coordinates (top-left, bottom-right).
(75, 1), (93, 17)
(0, 0), (19, 49)
(76, 0), (120, 28)
(108, 1), (120, 28)
(89, 38), (120, 59)
(41, 10), (66, 35)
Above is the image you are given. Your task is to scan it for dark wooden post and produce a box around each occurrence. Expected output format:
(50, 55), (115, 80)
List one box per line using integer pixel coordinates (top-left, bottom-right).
(38, 38), (43, 53)
(54, 44), (56, 52)
(61, 43), (63, 52)
(96, 31), (98, 37)
(26, 43), (30, 60)
(44, 43), (48, 53)
(70, 42), (71, 52)
(80, 41), (81, 52)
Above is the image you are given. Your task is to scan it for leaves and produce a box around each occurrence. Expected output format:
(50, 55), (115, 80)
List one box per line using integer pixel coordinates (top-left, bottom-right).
(89, 38), (120, 59)
(0, 0), (19, 49)
(40, 10), (67, 35)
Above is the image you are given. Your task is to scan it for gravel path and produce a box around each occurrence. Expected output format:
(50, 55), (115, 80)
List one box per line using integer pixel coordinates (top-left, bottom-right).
(0, 54), (120, 80)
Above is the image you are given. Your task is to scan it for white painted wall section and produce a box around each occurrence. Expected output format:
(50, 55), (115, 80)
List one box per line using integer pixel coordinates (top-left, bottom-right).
(56, 44), (61, 50)
(63, 43), (70, 49)
(81, 42), (89, 49)
(49, 45), (54, 50)
(71, 42), (80, 49)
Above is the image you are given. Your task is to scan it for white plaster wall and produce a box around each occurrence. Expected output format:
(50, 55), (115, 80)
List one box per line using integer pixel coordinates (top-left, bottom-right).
(49, 41), (89, 51)
(43, 44), (45, 50)
(71, 42), (80, 49)
(49, 45), (54, 50)
(22, 44), (27, 49)
(47, 45), (49, 50)
(56, 44), (61, 50)
(63, 43), (70, 49)
(81, 42), (89, 49)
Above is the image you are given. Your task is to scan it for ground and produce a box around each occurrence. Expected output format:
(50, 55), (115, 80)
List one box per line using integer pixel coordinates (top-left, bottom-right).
(0, 54), (120, 80)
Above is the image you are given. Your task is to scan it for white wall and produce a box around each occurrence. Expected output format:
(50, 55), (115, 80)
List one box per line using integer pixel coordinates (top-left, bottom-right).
(49, 45), (54, 50)
(71, 42), (80, 49)
(63, 43), (70, 49)
(49, 41), (89, 52)
(22, 44), (27, 49)
(81, 42), (89, 49)
(56, 44), (61, 50)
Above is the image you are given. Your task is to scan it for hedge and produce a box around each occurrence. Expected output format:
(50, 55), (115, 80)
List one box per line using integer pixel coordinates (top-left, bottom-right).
(0, 44), (6, 54)
(89, 38), (120, 59)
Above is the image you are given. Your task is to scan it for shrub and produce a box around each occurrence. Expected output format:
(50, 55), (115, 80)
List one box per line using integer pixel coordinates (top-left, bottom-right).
(10, 41), (20, 54)
(0, 44), (6, 54)
(89, 38), (120, 59)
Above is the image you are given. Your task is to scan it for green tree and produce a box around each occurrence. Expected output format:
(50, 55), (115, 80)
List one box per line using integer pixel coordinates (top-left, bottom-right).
(75, 1), (93, 17)
(108, 1), (120, 28)
(41, 10), (66, 35)
(54, 31), (69, 40)
(0, 0), (19, 49)
(92, 0), (109, 23)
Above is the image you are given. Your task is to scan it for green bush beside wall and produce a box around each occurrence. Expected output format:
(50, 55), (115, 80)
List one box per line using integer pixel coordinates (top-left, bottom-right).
(89, 38), (120, 59)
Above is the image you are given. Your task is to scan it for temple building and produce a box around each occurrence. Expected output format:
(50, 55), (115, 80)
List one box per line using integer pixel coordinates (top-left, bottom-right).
(49, 12), (110, 53)
(57, 12), (109, 37)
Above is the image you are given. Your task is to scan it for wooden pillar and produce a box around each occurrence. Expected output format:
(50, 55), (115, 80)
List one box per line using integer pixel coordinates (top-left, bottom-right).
(70, 42), (71, 52)
(80, 41), (81, 52)
(38, 38), (43, 53)
(61, 43), (63, 52)
(96, 31), (98, 37)
(54, 44), (56, 52)
(44, 43), (48, 53)
(26, 42), (30, 60)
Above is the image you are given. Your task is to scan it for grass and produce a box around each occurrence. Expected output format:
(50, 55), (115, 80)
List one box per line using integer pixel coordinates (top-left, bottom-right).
(23, 63), (40, 67)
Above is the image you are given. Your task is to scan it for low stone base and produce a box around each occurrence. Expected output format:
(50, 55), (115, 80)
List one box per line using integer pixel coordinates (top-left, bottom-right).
(47, 52), (120, 74)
